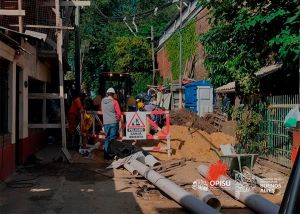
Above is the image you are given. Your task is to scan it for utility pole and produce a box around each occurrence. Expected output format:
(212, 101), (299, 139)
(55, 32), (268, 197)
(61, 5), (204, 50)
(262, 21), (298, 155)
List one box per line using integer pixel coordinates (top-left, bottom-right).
(75, 2), (81, 95)
(178, 0), (183, 109)
(151, 26), (156, 85)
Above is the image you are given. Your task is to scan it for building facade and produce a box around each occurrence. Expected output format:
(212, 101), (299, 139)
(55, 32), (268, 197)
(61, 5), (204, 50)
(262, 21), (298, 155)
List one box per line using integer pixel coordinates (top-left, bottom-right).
(156, 2), (210, 83)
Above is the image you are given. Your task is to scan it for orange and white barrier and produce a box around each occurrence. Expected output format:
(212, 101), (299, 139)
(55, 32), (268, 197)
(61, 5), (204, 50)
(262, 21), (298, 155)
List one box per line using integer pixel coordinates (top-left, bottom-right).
(78, 110), (171, 156)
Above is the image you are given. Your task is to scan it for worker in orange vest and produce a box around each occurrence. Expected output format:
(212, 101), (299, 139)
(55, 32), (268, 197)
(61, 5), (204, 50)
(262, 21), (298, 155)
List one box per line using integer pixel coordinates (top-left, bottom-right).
(67, 92), (86, 149)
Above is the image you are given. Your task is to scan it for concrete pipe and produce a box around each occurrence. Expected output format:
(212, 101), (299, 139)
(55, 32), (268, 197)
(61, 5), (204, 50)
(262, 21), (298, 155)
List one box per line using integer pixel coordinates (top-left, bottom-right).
(198, 165), (279, 214)
(253, 174), (280, 195)
(129, 159), (220, 214)
(124, 163), (138, 176)
(197, 189), (221, 211)
(144, 155), (161, 167)
(136, 155), (145, 163)
(242, 169), (280, 194)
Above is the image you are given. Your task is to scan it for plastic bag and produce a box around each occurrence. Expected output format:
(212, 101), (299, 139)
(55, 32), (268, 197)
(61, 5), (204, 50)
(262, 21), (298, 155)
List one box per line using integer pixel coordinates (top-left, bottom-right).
(284, 107), (300, 128)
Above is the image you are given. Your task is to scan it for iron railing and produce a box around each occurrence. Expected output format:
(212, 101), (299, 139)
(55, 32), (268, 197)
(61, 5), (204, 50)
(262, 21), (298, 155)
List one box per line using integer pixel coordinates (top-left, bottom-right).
(259, 94), (300, 167)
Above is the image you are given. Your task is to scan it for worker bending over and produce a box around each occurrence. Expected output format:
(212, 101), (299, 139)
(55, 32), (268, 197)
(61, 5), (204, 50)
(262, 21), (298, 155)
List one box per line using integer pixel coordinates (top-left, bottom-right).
(67, 92), (86, 150)
(101, 88), (121, 159)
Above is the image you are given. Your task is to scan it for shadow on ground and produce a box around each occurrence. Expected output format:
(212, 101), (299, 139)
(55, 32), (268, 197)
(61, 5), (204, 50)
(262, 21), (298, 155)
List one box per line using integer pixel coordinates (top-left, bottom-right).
(0, 145), (143, 214)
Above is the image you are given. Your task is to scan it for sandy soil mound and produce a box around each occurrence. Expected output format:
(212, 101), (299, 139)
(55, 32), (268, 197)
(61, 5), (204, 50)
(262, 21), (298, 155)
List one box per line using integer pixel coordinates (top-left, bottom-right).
(152, 125), (235, 162)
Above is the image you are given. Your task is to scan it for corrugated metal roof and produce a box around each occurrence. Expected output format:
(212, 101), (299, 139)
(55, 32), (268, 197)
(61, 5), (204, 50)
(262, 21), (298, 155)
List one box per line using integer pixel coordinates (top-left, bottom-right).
(255, 63), (283, 78)
(215, 63), (283, 94)
(216, 81), (235, 93)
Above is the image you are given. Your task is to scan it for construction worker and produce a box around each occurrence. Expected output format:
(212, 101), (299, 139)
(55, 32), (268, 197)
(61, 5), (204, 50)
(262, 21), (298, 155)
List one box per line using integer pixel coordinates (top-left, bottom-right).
(93, 94), (102, 111)
(101, 88), (121, 159)
(67, 92), (86, 149)
(126, 95), (137, 111)
(136, 99), (145, 111)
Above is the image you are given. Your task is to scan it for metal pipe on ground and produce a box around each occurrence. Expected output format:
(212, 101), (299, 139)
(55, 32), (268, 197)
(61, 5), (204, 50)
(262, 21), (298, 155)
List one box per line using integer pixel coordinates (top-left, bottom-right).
(129, 159), (220, 214)
(198, 165), (279, 214)
(197, 189), (221, 211)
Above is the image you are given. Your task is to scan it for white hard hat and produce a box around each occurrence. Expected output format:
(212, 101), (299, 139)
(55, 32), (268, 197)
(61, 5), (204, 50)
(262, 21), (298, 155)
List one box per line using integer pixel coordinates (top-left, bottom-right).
(107, 88), (115, 94)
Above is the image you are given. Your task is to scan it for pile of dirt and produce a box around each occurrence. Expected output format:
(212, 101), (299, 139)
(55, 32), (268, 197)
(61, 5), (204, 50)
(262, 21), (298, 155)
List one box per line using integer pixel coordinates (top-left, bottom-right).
(170, 109), (216, 133)
(152, 125), (235, 162)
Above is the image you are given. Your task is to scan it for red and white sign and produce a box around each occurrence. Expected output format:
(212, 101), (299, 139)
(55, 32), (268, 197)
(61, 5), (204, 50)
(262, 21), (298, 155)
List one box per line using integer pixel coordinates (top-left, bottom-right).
(126, 112), (147, 139)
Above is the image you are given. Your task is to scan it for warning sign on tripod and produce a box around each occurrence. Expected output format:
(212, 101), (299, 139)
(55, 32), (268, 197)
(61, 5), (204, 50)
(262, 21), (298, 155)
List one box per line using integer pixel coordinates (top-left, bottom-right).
(126, 112), (146, 139)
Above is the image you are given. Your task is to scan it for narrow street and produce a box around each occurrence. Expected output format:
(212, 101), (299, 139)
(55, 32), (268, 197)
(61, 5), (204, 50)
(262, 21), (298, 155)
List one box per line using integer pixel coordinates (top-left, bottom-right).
(0, 0), (299, 213)
(0, 126), (288, 213)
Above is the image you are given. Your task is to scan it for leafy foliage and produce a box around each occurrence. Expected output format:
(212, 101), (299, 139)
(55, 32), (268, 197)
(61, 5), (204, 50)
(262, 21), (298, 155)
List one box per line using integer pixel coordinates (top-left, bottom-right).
(130, 72), (153, 96)
(108, 36), (151, 72)
(232, 104), (264, 153)
(199, 0), (300, 93)
(165, 20), (197, 80)
(75, 0), (177, 93)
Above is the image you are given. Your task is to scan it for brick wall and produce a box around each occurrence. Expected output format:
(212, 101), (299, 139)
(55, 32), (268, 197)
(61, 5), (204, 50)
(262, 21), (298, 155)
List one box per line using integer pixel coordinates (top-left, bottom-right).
(157, 8), (210, 82)
(194, 8), (210, 80)
(157, 47), (172, 83)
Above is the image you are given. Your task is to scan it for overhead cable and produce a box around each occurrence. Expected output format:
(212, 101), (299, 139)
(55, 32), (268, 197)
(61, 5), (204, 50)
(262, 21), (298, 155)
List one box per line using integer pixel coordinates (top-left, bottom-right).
(93, 0), (177, 21)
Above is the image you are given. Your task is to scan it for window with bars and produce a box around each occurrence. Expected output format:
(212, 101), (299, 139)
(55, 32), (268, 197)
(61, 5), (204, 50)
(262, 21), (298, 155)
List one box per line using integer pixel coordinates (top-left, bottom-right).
(0, 58), (9, 134)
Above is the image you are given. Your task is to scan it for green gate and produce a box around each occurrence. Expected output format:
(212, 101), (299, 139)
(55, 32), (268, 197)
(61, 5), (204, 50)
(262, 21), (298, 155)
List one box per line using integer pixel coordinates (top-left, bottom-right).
(259, 95), (300, 168)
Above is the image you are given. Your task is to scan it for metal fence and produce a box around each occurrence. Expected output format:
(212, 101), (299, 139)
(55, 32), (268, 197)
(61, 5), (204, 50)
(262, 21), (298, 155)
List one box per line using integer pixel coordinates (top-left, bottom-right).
(259, 95), (300, 167)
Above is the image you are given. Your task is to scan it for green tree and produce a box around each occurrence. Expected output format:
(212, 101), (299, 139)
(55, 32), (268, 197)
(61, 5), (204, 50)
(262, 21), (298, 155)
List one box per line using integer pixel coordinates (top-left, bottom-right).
(199, 0), (300, 93)
(75, 0), (177, 93)
(108, 36), (151, 72)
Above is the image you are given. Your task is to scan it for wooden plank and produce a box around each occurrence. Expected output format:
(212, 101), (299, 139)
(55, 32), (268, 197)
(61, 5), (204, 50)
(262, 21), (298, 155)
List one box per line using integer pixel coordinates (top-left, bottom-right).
(0, 41), (15, 61)
(41, 1), (91, 7)
(25, 25), (74, 30)
(56, 0), (68, 158)
(62, 147), (73, 163)
(0, 9), (25, 16)
(24, 30), (47, 41)
(18, 0), (23, 32)
(269, 104), (300, 109)
(28, 124), (63, 128)
(257, 158), (291, 175)
(28, 93), (62, 99)
(42, 84), (47, 129)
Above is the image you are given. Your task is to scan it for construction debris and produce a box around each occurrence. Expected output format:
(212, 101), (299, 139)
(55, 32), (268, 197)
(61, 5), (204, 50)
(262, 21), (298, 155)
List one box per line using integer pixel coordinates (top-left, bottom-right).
(198, 164), (280, 214)
(170, 109), (216, 133)
(128, 159), (221, 214)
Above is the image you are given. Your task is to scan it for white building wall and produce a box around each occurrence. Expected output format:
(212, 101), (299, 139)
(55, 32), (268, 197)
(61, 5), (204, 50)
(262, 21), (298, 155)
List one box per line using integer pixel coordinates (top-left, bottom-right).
(1, 39), (52, 140)
(8, 61), (16, 144)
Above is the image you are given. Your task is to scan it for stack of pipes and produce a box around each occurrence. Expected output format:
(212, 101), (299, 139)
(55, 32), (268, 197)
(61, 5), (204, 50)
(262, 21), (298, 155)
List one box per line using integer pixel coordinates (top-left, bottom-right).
(198, 164), (280, 214)
(123, 153), (281, 213)
(124, 153), (221, 214)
